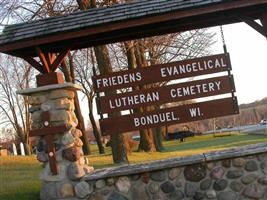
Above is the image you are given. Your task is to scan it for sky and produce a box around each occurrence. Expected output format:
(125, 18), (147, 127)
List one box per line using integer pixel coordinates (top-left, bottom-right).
(211, 22), (267, 104)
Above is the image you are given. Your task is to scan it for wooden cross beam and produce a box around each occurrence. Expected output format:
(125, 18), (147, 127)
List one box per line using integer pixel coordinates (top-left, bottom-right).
(30, 111), (69, 175)
(20, 47), (70, 74)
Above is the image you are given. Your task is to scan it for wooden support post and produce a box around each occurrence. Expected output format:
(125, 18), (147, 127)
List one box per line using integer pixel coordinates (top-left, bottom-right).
(260, 12), (267, 38)
(240, 14), (267, 38)
(29, 111), (69, 175)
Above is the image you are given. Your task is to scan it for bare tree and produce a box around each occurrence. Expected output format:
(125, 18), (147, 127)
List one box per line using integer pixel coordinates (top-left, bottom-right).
(0, 55), (34, 155)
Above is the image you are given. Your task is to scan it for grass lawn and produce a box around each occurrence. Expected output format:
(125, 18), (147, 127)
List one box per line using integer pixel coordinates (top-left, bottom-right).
(1, 133), (267, 199)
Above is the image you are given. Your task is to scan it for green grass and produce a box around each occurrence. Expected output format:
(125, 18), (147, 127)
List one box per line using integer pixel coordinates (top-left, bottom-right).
(1, 133), (267, 199)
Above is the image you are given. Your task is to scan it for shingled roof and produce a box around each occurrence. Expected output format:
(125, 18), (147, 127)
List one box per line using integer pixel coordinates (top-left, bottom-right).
(0, 0), (266, 57)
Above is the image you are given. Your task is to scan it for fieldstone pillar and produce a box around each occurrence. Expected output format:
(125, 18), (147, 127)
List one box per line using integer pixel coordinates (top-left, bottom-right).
(17, 83), (94, 200)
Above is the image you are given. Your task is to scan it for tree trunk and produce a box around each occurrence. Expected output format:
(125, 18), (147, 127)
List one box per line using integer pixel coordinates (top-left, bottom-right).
(88, 95), (105, 154)
(94, 45), (128, 164)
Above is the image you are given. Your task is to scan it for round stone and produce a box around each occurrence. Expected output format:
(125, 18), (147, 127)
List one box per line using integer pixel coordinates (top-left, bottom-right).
(194, 191), (205, 200)
(233, 158), (246, 167)
(185, 182), (198, 197)
(83, 165), (94, 174)
(245, 160), (258, 172)
(210, 166), (225, 179)
(243, 183), (265, 199)
(74, 138), (83, 147)
(226, 170), (244, 179)
(62, 146), (81, 162)
(206, 189), (216, 199)
(115, 177), (131, 194)
(61, 132), (75, 146)
(37, 152), (48, 162)
(71, 128), (82, 138)
(200, 179), (212, 190)
(217, 191), (237, 200)
(175, 178), (183, 188)
(160, 181), (175, 193)
(230, 180), (244, 192)
(148, 182), (160, 194)
(206, 162), (215, 170)
(107, 178), (115, 186)
(258, 154), (267, 161)
(168, 190), (184, 200)
(150, 170), (166, 182)
(169, 167), (181, 180)
(59, 182), (74, 198)
(74, 181), (93, 199)
(131, 174), (140, 181)
(184, 164), (206, 182)
(221, 159), (231, 168)
(241, 174), (259, 185)
(67, 162), (85, 181)
(131, 184), (150, 200)
(213, 179), (228, 191)
(258, 176), (267, 185)
(95, 179), (106, 189)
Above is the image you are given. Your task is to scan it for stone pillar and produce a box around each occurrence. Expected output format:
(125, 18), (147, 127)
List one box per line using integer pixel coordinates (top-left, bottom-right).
(17, 83), (94, 200)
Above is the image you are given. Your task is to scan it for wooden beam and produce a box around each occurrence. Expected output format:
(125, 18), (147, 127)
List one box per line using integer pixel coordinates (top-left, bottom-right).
(240, 14), (267, 38)
(51, 49), (70, 72)
(260, 12), (267, 37)
(20, 56), (46, 74)
(35, 47), (51, 73)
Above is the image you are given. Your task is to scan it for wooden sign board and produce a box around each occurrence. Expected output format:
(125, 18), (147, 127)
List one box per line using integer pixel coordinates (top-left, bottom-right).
(93, 53), (231, 92)
(99, 75), (235, 113)
(100, 97), (239, 135)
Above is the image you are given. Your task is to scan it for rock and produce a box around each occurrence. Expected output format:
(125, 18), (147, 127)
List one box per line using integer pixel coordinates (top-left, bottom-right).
(88, 192), (105, 200)
(67, 162), (85, 181)
(54, 98), (74, 110)
(71, 128), (82, 138)
(100, 189), (111, 196)
(185, 182), (198, 197)
(245, 160), (258, 172)
(169, 167), (181, 180)
(108, 192), (128, 200)
(258, 176), (267, 185)
(258, 153), (267, 161)
(148, 182), (160, 194)
(115, 177), (131, 194)
(241, 174), (259, 184)
(107, 178), (115, 186)
(29, 95), (46, 105)
(175, 178), (183, 188)
(150, 170), (166, 182)
(194, 191), (205, 200)
(59, 182), (74, 198)
(50, 110), (70, 122)
(29, 105), (40, 113)
(40, 182), (58, 200)
(131, 184), (149, 200)
(168, 190), (184, 200)
(210, 166), (225, 179)
(221, 159), (231, 168)
(95, 180), (106, 189)
(49, 89), (74, 99)
(37, 152), (48, 162)
(213, 179), (228, 191)
(40, 163), (66, 182)
(230, 180), (244, 192)
(61, 132), (75, 146)
(226, 170), (244, 179)
(260, 161), (267, 174)
(74, 138), (83, 147)
(40, 101), (52, 111)
(233, 158), (246, 167)
(217, 191), (237, 200)
(74, 181), (93, 199)
(206, 162), (215, 170)
(200, 179), (212, 190)
(142, 173), (150, 184)
(160, 181), (175, 193)
(206, 189), (216, 199)
(62, 146), (81, 162)
(243, 183), (264, 199)
(31, 110), (42, 122)
(184, 164), (206, 182)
